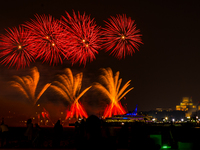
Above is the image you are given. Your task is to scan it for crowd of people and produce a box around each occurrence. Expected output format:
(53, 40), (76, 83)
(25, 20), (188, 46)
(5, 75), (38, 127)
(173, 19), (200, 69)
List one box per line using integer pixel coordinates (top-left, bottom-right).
(0, 115), (161, 149)
(0, 117), (63, 148)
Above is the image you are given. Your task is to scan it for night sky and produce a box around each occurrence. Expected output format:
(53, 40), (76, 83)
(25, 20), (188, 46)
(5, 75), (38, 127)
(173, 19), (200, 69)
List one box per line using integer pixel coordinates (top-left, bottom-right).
(0, 0), (200, 113)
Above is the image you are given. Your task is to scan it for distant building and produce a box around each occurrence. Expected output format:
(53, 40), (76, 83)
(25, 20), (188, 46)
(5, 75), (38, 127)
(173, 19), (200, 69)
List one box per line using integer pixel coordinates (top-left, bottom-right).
(155, 107), (172, 112)
(155, 108), (162, 112)
(140, 110), (185, 121)
(197, 101), (200, 111)
(176, 97), (196, 117)
(138, 97), (200, 121)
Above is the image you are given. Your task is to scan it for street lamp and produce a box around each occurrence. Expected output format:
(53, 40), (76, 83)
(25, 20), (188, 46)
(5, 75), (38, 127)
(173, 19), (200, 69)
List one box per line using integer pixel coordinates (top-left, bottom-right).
(165, 117), (168, 122)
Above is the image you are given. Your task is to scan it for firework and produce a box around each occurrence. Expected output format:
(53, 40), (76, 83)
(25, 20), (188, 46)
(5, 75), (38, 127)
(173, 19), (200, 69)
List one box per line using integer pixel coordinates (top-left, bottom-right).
(93, 68), (133, 118)
(102, 14), (143, 59)
(51, 68), (91, 119)
(0, 26), (36, 69)
(23, 14), (69, 65)
(41, 107), (54, 126)
(61, 11), (101, 66)
(10, 67), (51, 105)
(66, 102), (88, 119)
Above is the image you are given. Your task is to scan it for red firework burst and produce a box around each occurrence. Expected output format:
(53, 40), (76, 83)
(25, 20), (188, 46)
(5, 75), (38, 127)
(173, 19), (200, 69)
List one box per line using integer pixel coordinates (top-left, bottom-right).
(23, 14), (69, 66)
(61, 11), (101, 66)
(102, 14), (143, 59)
(0, 26), (36, 69)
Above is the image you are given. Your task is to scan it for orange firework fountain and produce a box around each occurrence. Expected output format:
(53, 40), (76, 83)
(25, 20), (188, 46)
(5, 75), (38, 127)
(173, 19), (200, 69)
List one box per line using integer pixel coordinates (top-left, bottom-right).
(10, 67), (51, 105)
(51, 68), (91, 119)
(94, 68), (134, 118)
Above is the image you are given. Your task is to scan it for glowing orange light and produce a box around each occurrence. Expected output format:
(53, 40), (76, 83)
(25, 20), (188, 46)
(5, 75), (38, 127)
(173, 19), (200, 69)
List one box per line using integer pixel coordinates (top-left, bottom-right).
(85, 44), (89, 47)
(18, 45), (22, 49)
(82, 39), (85, 43)
(121, 35), (125, 39)
(46, 36), (49, 39)
(41, 112), (45, 118)
(52, 43), (55, 46)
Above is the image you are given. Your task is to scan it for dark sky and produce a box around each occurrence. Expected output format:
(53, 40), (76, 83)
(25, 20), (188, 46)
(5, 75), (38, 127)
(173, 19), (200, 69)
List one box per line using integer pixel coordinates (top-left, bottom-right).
(0, 0), (200, 112)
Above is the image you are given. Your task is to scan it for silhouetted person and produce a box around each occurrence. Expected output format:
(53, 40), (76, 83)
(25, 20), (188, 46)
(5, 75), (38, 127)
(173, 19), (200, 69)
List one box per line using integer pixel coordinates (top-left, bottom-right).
(85, 115), (105, 150)
(32, 123), (43, 148)
(53, 120), (63, 148)
(0, 120), (9, 147)
(76, 119), (87, 150)
(24, 119), (33, 147)
(80, 119), (86, 137)
(75, 120), (80, 135)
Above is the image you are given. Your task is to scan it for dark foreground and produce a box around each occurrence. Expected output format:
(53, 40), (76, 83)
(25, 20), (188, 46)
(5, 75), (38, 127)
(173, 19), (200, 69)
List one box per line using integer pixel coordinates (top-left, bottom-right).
(1, 122), (200, 150)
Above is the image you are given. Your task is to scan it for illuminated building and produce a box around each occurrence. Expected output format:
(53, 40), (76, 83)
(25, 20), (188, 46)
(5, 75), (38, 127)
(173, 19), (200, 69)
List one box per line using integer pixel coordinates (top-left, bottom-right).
(105, 105), (152, 123)
(105, 114), (152, 123)
(176, 97), (196, 117)
(176, 97), (195, 111)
